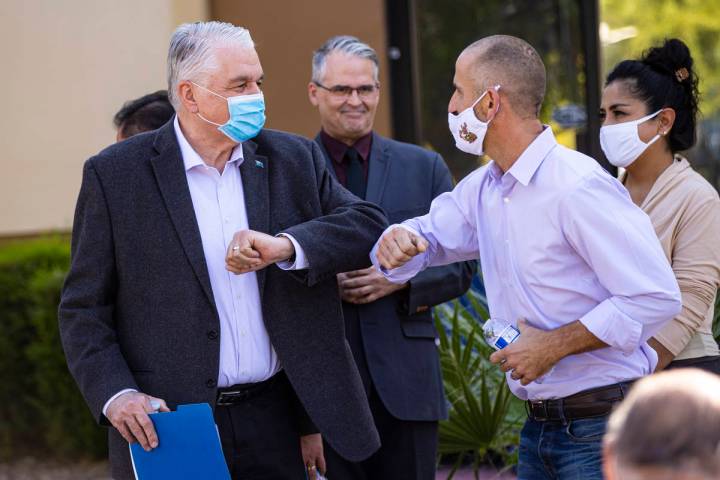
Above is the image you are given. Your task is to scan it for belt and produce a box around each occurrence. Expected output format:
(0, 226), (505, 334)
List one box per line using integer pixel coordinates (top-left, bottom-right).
(215, 372), (283, 406)
(526, 380), (635, 422)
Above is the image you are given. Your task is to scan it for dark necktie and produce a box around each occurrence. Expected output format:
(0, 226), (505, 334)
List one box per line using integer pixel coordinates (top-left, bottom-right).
(344, 147), (366, 199)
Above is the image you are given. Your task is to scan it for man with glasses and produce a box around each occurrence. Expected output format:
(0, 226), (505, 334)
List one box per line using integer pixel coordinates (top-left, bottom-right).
(306, 36), (475, 479)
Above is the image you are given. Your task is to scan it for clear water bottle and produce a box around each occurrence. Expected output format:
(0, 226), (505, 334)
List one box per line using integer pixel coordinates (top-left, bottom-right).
(482, 317), (550, 383)
(482, 317), (520, 350)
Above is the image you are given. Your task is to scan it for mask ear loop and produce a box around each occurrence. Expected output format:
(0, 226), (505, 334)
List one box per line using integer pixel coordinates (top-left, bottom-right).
(640, 109), (666, 147)
(190, 81), (229, 127)
(477, 84), (502, 123)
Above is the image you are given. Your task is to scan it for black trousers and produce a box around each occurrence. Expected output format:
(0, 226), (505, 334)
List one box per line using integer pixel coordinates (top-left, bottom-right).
(214, 372), (306, 479)
(323, 384), (438, 480)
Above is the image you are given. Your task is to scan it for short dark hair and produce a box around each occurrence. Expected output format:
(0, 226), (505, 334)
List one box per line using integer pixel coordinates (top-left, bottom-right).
(605, 38), (700, 153)
(464, 35), (546, 118)
(114, 90), (174, 139)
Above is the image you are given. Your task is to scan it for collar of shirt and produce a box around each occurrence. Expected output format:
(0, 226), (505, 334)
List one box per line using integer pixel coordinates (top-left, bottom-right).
(173, 116), (245, 172)
(488, 126), (557, 186)
(320, 129), (373, 165)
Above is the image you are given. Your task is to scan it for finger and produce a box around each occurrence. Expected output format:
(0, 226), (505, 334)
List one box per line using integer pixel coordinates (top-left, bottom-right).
(115, 422), (135, 445)
(393, 230), (418, 255)
(136, 412), (159, 449)
(127, 415), (151, 451)
(343, 269), (365, 278)
(386, 240), (413, 266)
(500, 361), (514, 373)
(340, 277), (371, 289)
(354, 293), (378, 304)
(413, 236), (428, 253)
(318, 454), (327, 475)
(239, 246), (260, 259)
(307, 466), (317, 480)
(489, 351), (503, 364)
(517, 318), (529, 332)
(151, 397), (171, 413)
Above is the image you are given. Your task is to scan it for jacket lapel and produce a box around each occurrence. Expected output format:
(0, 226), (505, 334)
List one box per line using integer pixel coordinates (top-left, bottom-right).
(314, 133), (338, 180)
(365, 133), (391, 204)
(150, 122), (216, 310)
(241, 139), (270, 297)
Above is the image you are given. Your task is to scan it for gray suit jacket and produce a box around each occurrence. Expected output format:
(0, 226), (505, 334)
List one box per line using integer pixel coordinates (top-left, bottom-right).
(316, 132), (475, 422)
(59, 121), (386, 479)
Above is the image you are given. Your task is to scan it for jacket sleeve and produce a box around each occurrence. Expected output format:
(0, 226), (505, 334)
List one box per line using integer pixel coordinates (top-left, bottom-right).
(282, 141), (388, 287)
(58, 159), (137, 424)
(653, 196), (720, 355)
(403, 153), (476, 314)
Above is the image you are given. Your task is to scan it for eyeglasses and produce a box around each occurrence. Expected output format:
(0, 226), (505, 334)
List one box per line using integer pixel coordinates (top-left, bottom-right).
(314, 82), (379, 99)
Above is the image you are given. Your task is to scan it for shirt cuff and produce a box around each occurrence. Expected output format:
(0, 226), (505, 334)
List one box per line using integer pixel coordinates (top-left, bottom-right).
(276, 233), (309, 270)
(102, 388), (137, 417)
(579, 298), (643, 355)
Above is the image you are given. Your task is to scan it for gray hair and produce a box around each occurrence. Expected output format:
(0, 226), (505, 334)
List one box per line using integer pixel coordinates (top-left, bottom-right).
(312, 36), (379, 84)
(167, 21), (255, 109)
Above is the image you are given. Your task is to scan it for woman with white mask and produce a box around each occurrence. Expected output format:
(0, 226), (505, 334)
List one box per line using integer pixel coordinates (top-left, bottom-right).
(600, 38), (720, 373)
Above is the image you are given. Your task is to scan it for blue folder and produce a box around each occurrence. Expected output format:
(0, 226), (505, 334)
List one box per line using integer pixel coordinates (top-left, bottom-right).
(130, 403), (230, 480)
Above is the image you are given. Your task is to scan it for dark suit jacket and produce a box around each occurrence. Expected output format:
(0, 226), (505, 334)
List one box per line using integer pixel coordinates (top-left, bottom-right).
(58, 121), (387, 479)
(316, 132), (476, 422)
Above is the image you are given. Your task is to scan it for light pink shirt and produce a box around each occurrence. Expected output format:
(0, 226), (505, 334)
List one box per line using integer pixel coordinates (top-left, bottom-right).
(372, 127), (682, 401)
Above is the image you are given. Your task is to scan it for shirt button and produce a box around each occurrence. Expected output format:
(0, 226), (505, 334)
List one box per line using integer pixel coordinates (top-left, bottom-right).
(207, 330), (218, 340)
(503, 197), (510, 204)
(224, 217), (230, 223)
(206, 379), (217, 388)
(239, 330), (246, 337)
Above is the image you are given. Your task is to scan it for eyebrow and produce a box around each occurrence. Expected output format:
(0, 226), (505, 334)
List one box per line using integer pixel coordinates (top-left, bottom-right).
(228, 74), (264, 84)
(609, 103), (631, 109)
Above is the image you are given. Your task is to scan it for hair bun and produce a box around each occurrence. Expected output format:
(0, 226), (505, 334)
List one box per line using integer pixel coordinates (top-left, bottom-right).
(641, 38), (694, 82)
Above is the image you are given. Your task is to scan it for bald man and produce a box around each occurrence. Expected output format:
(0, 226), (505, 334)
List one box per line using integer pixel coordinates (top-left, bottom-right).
(604, 369), (720, 480)
(372, 35), (681, 479)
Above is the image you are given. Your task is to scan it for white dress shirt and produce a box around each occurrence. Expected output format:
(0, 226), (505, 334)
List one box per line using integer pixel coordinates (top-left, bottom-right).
(102, 118), (308, 415)
(372, 126), (682, 401)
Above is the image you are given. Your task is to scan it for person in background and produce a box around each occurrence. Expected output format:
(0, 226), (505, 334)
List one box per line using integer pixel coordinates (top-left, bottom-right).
(114, 90), (175, 141)
(600, 38), (720, 373)
(306, 35), (475, 480)
(603, 368), (720, 480)
(372, 34), (682, 479)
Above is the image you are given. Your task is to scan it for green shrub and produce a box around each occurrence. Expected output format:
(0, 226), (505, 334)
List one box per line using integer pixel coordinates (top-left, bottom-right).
(0, 237), (106, 460)
(434, 289), (524, 478)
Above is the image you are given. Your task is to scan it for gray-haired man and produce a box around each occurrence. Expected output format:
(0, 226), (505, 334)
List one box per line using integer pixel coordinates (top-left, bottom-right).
(306, 36), (475, 479)
(59, 22), (385, 479)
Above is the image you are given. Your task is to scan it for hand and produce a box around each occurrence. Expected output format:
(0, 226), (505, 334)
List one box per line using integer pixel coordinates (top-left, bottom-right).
(225, 230), (294, 274)
(300, 433), (326, 480)
(375, 227), (429, 270)
(489, 319), (560, 386)
(337, 267), (407, 304)
(106, 391), (170, 451)
(648, 337), (675, 371)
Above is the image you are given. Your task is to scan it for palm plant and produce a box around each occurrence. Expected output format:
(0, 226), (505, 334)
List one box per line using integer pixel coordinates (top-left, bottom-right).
(434, 289), (524, 479)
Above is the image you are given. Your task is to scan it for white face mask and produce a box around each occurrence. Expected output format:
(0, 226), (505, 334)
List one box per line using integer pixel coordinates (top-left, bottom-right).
(599, 109), (664, 168)
(448, 85), (500, 155)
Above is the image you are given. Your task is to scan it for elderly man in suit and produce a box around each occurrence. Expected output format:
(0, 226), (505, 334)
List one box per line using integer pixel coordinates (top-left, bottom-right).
(59, 22), (386, 480)
(305, 36), (476, 479)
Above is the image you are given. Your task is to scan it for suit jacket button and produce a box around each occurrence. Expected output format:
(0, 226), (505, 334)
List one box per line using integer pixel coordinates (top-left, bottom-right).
(207, 330), (218, 340)
(206, 379), (216, 388)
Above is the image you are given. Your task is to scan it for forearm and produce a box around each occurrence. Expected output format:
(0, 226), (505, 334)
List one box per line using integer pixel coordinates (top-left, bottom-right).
(549, 320), (608, 361)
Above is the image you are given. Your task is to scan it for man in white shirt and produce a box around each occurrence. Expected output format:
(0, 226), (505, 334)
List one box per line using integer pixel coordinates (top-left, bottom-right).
(59, 21), (386, 479)
(373, 35), (681, 479)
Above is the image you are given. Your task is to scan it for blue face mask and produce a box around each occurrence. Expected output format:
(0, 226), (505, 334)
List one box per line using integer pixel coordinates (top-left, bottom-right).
(192, 82), (266, 143)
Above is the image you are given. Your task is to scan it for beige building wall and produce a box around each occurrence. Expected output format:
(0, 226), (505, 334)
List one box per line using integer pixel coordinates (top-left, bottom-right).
(0, 0), (208, 236)
(211, 0), (392, 139)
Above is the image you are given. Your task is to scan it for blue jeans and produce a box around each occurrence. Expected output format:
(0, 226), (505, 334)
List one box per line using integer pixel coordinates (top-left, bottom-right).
(517, 415), (607, 480)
